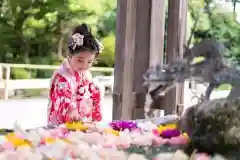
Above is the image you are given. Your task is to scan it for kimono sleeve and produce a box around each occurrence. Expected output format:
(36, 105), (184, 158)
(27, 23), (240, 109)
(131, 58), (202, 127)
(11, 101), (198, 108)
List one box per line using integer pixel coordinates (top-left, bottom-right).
(49, 74), (76, 124)
(89, 82), (102, 121)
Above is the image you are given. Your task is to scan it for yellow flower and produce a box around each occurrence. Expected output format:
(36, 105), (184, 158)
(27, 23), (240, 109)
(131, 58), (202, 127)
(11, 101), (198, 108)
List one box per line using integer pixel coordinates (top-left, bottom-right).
(61, 138), (72, 144)
(5, 134), (31, 147)
(65, 122), (88, 131)
(166, 123), (177, 129)
(5, 133), (15, 137)
(111, 130), (119, 136)
(182, 132), (189, 139)
(157, 123), (178, 134)
(44, 138), (57, 144)
(104, 128), (119, 136)
(157, 126), (166, 133)
(17, 142), (32, 148)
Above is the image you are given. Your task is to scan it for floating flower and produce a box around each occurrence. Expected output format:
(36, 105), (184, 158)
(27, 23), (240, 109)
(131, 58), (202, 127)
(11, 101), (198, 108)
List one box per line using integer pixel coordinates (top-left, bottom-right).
(155, 123), (186, 139)
(194, 153), (211, 160)
(152, 129), (159, 137)
(61, 138), (72, 144)
(160, 129), (181, 138)
(104, 128), (119, 136)
(182, 132), (189, 140)
(65, 121), (88, 131)
(5, 133), (31, 147)
(43, 138), (57, 144)
(109, 121), (137, 131)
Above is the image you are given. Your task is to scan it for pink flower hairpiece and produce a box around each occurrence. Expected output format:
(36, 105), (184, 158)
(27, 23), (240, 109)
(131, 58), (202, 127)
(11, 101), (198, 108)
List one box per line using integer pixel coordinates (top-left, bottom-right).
(71, 33), (84, 50)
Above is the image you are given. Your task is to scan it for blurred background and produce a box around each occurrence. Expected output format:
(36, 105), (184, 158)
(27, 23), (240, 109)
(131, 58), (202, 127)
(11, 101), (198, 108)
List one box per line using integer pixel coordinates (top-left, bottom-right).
(0, 0), (239, 128)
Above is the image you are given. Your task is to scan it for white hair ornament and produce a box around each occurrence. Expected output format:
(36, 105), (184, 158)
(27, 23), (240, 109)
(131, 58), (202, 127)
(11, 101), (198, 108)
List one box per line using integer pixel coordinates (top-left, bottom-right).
(95, 38), (104, 53)
(71, 33), (84, 50)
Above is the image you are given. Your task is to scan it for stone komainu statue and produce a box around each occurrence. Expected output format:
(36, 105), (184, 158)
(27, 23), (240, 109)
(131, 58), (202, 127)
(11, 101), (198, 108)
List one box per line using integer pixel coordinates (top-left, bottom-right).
(143, 39), (240, 157)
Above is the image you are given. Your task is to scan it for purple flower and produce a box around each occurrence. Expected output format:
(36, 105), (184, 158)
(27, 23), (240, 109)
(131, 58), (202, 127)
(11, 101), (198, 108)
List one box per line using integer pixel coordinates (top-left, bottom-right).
(160, 129), (181, 138)
(109, 121), (137, 131)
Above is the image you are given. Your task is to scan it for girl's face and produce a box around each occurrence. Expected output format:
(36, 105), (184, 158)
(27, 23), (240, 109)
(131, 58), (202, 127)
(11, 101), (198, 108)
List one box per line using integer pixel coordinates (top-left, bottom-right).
(69, 51), (96, 72)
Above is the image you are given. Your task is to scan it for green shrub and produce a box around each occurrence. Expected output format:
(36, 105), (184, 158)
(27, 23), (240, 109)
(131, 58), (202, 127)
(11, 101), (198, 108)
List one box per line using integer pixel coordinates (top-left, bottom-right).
(11, 68), (30, 79)
(51, 55), (65, 65)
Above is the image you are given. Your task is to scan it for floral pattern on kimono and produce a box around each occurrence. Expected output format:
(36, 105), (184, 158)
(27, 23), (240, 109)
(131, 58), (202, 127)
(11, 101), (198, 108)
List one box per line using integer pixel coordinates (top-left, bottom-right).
(47, 59), (102, 125)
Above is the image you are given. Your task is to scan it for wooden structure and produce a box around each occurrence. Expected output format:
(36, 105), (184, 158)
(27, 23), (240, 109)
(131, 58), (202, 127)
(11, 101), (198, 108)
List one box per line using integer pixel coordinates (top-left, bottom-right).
(113, 0), (188, 120)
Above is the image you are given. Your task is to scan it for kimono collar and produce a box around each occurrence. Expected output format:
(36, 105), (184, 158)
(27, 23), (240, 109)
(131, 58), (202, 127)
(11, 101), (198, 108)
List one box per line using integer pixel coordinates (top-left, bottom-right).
(60, 58), (81, 81)
(59, 58), (92, 82)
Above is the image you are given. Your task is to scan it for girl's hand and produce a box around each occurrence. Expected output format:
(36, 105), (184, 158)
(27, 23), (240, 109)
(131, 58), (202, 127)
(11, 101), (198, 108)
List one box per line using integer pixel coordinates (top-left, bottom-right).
(66, 109), (81, 122)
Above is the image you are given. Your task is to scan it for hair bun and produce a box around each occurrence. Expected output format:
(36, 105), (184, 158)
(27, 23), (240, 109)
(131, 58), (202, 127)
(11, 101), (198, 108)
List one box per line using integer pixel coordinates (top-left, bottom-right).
(72, 23), (90, 35)
(68, 23), (101, 55)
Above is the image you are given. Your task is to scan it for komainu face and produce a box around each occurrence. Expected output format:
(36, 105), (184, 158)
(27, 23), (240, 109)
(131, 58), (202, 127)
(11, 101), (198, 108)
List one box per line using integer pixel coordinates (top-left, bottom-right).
(142, 59), (191, 98)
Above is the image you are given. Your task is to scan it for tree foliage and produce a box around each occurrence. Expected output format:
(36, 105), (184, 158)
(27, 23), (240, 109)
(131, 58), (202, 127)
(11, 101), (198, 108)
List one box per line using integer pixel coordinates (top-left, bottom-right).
(0, 0), (239, 79)
(188, 0), (240, 64)
(0, 0), (115, 64)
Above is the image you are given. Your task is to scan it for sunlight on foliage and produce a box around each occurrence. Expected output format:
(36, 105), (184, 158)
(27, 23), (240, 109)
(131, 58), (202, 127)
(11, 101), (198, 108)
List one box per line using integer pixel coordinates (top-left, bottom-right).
(0, 0), (240, 77)
(191, 56), (206, 65)
(25, 17), (47, 28)
(96, 34), (115, 67)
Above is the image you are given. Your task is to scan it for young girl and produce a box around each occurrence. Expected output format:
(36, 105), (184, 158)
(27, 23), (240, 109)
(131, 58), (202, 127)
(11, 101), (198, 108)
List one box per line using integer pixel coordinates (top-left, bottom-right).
(48, 23), (103, 125)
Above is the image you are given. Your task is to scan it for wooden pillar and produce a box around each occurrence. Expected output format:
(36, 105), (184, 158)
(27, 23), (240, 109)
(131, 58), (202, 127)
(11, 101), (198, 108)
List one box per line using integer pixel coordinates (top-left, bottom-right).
(132, 0), (151, 119)
(164, 0), (182, 115)
(120, 0), (137, 120)
(143, 0), (166, 118)
(112, 0), (126, 120)
(112, 0), (138, 120)
(149, 0), (165, 66)
(179, 0), (188, 54)
(177, 0), (188, 112)
(113, 0), (151, 120)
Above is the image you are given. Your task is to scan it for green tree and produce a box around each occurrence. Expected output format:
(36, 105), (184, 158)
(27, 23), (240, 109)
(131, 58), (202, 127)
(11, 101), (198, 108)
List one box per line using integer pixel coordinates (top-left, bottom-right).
(0, 0), (116, 78)
(0, 0), (114, 64)
(188, 0), (240, 64)
(95, 34), (115, 67)
(96, 0), (117, 37)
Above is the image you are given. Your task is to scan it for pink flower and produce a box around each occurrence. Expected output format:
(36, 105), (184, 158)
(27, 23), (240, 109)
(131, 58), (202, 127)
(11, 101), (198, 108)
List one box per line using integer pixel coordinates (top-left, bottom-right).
(152, 136), (167, 146)
(103, 144), (115, 148)
(167, 136), (188, 145)
(196, 153), (211, 160)
(116, 143), (130, 149)
(1, 142), (14, 150)
(152, 129), (160, 136)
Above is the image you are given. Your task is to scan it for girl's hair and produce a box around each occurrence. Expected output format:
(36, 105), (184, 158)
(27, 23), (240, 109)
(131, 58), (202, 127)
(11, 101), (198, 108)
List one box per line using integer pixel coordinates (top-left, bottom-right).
(68, 23), (101, 55)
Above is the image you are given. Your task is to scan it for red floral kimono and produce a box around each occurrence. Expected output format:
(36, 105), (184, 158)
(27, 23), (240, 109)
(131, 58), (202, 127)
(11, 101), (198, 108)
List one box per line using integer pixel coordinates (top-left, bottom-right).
(47, 59), (102, 125)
